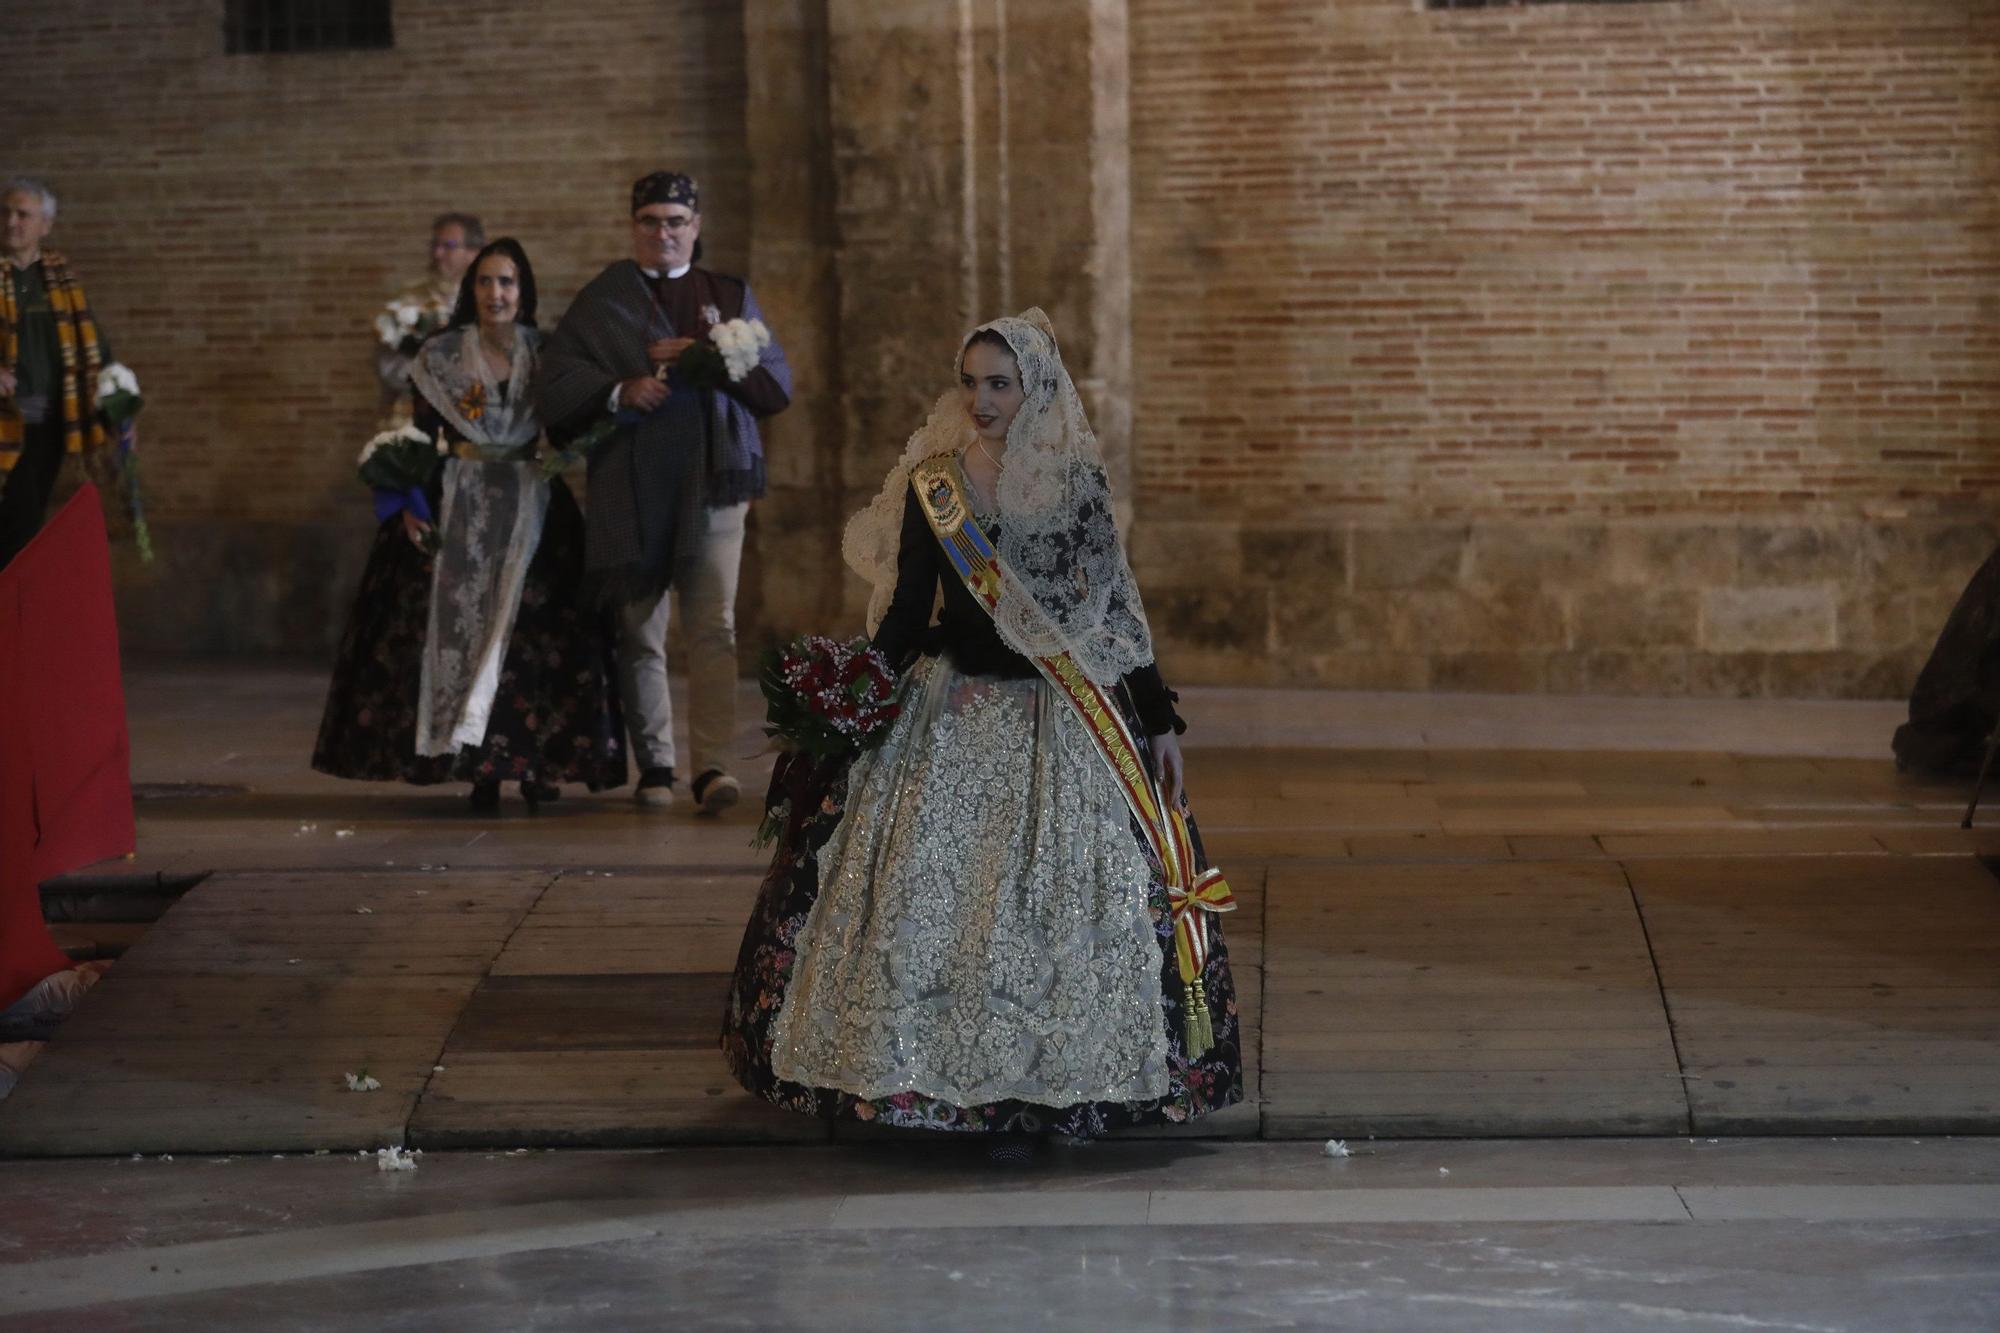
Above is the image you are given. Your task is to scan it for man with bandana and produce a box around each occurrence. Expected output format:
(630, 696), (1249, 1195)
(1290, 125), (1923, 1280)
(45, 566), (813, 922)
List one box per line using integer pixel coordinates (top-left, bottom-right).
(537, 171), (792, 814)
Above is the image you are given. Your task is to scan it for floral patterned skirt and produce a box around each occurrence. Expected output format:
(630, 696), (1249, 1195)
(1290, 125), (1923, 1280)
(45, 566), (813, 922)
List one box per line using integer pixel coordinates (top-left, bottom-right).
(311, 479), (627, 789)
(722, 658), (1243, 1136)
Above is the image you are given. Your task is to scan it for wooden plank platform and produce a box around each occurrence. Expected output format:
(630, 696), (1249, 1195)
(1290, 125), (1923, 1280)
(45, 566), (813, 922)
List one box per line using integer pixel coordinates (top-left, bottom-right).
(11, 681), (2000, 1154)
(1261, 860), (1688, 1138)
(410, 873), (824, 1147)
(1631, 855), (2000, 1134)
(0, 871), (551, 1155)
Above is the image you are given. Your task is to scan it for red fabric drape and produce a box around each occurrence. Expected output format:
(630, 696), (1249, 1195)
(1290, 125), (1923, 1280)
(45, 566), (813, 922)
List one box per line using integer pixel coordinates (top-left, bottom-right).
(0, 484), (133, 1010)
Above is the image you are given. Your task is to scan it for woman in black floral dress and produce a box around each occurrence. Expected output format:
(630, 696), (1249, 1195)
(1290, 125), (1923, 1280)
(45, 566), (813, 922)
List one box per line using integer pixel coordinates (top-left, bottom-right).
(313, 239), (625, 811)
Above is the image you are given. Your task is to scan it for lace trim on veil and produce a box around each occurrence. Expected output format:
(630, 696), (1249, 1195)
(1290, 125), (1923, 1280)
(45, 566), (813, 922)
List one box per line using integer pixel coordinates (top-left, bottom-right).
(842, 308), (1153, 685)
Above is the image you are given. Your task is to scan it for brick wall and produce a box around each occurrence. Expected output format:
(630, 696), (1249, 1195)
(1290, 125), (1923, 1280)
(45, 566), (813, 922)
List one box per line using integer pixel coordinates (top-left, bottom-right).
(1126, 0), (2000, 695)
(5, 0), (747, 649)
(11, 0), (1999, 699)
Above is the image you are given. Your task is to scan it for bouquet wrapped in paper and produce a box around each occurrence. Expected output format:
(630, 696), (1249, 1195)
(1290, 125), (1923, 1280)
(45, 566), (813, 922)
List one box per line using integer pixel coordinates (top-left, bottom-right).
(754, 634), (902, 847)
(358, 424), (447, 553)
(94, 362), (153, 562)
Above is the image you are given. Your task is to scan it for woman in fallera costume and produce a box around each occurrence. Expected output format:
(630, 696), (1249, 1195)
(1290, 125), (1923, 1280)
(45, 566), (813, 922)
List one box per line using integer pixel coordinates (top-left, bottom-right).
(313, 239), (625, 812)
(723, 309), (1242, 1154)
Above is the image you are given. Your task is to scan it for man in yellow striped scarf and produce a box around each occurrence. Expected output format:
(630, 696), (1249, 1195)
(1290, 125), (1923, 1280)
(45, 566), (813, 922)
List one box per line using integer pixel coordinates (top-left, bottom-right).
(1, 177), (111, 568)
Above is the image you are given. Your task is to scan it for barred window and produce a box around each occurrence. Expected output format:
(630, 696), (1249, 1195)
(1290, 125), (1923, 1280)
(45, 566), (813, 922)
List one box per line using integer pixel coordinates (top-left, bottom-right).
(225, 0), (393, 54)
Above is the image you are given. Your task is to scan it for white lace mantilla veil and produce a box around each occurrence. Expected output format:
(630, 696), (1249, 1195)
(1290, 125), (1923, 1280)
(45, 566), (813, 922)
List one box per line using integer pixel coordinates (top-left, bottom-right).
(841, 307), (1155, 685)
(407, 323), (550, 757)
(410, 324), (542, 453)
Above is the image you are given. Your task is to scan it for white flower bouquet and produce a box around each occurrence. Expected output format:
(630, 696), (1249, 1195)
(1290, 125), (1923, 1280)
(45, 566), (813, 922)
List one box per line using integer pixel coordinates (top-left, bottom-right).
(95, 362), (142, 425)
(93, 362), (153, 562)
(357, 423), (446, 493)
(675, 317), (772, 389)
(374, 297), (446, 355)
(543, 318), (771, 479)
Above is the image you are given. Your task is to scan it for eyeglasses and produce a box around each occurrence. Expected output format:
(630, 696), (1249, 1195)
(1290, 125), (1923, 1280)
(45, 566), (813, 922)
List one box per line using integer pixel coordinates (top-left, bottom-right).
(634, 214), (695, 234)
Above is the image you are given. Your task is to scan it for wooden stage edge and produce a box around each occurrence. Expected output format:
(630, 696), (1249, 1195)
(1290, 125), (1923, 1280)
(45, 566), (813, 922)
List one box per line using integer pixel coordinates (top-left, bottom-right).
(6, 813), (2000, 1154)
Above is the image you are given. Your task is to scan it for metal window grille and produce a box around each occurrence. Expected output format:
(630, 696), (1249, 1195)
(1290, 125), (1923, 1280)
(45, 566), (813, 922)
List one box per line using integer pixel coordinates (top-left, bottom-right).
(225, 0), (393, 54)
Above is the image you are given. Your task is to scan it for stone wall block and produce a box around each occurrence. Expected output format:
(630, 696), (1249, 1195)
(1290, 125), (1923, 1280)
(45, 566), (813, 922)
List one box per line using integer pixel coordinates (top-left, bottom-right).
(1685, 652), (1775, 700)
(1149, 584), (1269, 655)
(1568, 588), (1701, 652)
(1739, 523), (1865, 584)
(1274, 590), (1393, 654)
(1546, 650), (1692, 697)
(1390, 589), (1567, 655)
(1835, 584), (1917, 653)
(1239, 523), (1345, 586)
(1352, 524), (1469, 591)
(1464, 524), (1607, 589)
(1700, 586), (1838, 654)
(1130, 519), (1245, 586)
(1300, 653), (1431, 692)
(1760, 650), (1921, 701)
(1433, 652), (1550, 693)
(1862, 521), (2000, 585)
(1605, 524), (1741, 588)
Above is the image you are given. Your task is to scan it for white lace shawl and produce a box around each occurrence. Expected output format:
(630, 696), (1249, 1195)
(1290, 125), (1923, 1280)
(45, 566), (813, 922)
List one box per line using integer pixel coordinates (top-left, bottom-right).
(409, 323), (551, 757)
(843, 307), (1154, 685)
(410, 325), (542, 454)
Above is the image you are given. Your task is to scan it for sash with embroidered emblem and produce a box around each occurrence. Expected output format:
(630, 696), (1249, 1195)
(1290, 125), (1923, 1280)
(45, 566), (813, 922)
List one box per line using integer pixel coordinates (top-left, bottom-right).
(908, 454), (1235, 1057)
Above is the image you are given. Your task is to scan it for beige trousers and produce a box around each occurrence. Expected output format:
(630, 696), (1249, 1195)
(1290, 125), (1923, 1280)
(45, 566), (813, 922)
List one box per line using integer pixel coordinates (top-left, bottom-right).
(615, 501), (748, 777)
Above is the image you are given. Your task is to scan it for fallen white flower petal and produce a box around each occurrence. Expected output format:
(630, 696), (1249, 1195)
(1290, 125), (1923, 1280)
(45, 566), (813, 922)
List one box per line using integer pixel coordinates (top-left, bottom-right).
(355, 906), (373, 915)
(432, 1065), (446, 1073)
(335, 829), (356, 839)
(344, 1072), (382, 1092)
(1439, 1168), (1450, 1176)
(1322, 1139), (1351, 1158)
(377, 1146), (421, 1172)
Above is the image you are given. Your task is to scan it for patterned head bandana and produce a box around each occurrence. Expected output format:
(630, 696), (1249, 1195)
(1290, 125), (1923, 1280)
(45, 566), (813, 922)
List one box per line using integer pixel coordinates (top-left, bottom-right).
(631, 171), (699, 216)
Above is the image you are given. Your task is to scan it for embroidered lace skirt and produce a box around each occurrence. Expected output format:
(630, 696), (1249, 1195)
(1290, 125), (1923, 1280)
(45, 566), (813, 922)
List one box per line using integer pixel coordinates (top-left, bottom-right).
(723, 656), (1244, 1136)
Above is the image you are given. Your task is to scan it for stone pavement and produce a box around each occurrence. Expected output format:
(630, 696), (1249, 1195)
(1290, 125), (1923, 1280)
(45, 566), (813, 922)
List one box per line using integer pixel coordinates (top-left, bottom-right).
(4, 664), (1998, 1155)
(5, 1138), (2000, 1329)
